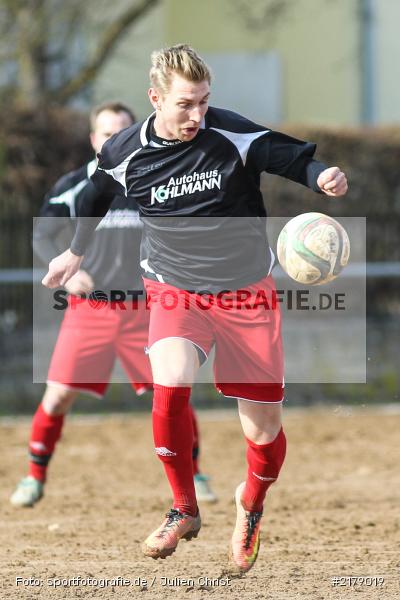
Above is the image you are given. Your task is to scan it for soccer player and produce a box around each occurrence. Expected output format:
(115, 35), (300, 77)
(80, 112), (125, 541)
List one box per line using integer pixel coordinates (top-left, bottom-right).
(11, 101), (216, 508)
(41, 45), (348, 572)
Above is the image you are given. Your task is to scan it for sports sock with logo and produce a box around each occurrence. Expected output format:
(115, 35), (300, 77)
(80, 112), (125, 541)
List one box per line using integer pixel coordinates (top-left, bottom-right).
(242, 427), (287, 512)
(152, 384), (197, 516)
(189, 403), (200, 476)
(28, 403), (65, 482)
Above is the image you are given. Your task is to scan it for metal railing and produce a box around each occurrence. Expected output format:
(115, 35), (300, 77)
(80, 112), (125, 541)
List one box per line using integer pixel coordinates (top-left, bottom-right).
(1, 262), (400, 284)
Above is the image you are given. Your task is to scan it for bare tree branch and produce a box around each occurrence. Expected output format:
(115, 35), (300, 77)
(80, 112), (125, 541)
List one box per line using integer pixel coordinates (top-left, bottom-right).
(13, 1), (49, 106)
(0, 3), (17, 36)
(52, 0), (161, 103)
(1, 0), (24, 18)
(55, 4), (83, 56)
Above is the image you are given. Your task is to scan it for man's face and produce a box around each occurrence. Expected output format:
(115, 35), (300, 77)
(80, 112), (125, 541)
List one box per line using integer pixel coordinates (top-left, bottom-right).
(149, 73), (210, 142)
(90, 109), (133, 154)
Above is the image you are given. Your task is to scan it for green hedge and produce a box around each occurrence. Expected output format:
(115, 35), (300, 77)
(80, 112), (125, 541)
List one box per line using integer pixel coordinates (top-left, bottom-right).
(0, 107), (92, 217)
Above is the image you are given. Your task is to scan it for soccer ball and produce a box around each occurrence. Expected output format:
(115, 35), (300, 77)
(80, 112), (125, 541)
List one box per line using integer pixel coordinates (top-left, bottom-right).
(277, 213), (350, 285)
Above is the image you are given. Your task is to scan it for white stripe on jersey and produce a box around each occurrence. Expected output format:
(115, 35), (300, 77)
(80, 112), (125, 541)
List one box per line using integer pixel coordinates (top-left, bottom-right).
(98, 148), (142, 195)
(210, 128), (268, 165)
(140, 258), (165, 283)
(140, 113), (154, 146)
(268, 247), (276, 276)
(48, 179), (87, 217)
(87, 159), (97, 178)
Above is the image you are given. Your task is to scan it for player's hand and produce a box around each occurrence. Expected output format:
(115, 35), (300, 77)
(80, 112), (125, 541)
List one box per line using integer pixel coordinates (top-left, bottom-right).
(317, 167), (348, 197)
(42, 249), (83, 289)
(64, 269), (94, 295)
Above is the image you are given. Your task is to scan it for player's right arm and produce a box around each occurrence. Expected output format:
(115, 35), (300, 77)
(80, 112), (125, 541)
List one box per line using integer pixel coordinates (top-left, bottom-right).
(42, 248), (84, 288)
(42, 152), (120, 289)
(33, 176), (74, 265)
(41, 183), (112, 288)
(35, 173), (84, 288)
(42, 124), (140, 289)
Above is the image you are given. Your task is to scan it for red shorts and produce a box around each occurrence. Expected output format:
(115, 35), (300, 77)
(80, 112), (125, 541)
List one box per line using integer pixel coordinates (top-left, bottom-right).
(47, 297), (152, 398)
(144, 275), (284, 402)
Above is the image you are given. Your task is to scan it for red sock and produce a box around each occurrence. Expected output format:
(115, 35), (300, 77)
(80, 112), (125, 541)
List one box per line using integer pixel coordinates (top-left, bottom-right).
(189, 404), (200, 476)
(242, 427), (287, 512)
(28, 403), (64, 482)
(152, 385), (197, 516)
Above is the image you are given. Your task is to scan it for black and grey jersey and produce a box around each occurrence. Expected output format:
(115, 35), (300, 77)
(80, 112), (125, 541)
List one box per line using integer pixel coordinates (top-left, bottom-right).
(34, 160), (144, 292)
(71, 107), (327, 292)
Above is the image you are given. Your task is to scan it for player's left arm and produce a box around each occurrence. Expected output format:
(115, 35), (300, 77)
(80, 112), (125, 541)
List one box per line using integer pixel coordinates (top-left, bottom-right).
(248, 130), (348, 196)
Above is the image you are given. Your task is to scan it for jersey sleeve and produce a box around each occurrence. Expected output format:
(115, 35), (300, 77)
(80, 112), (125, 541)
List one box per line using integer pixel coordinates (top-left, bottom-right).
(40, 176), (75, 218)
(71, 127), (141, 255)
(91, 162), (123, 197)
(69, 180), (114, 256)
(247, 130), (327, 192)
(32, 177), (76, 264)
(91, 137), (127, 197)
(33, 216), (70, 265)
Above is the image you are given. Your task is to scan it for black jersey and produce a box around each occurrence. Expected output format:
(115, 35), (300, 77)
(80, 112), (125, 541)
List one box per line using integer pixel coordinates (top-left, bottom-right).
(71, 107), (327, 292)
(34, 160), (143, 292)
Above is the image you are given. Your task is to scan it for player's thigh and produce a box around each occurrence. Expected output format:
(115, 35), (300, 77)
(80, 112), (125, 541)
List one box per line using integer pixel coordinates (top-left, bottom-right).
(116, 304), (153, 390)
(214, 277), (284, 388)
(149, 337), (200, 386)
(144, 280), (213, 386)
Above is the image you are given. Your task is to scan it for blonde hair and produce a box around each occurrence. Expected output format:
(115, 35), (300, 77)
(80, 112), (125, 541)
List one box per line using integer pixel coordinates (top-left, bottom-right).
(150, 44), (211, 95)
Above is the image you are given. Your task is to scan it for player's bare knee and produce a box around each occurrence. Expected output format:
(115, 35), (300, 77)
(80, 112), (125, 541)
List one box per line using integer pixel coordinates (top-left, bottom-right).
(149, 338), (199, 386)
(42, 385), (76, 415)
(238, 400), (282, 444)
(250, 421), (282, 445)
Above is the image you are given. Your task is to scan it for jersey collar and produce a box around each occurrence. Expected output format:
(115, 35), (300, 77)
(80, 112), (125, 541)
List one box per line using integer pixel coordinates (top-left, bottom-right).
(140, 112), (155, 146)
(140, 112), (207, 147)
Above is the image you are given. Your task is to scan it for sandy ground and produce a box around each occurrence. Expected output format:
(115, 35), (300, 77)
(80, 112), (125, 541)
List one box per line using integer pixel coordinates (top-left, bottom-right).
(0, 407), (399, 600)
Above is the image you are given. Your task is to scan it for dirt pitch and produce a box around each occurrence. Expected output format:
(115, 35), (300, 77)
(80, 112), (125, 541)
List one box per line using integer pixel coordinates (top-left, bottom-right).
(1, 407), (399, 600)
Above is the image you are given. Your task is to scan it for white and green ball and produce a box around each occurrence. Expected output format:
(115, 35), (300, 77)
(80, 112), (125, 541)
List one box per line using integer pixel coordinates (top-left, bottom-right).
(277, 213), (350, 285)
